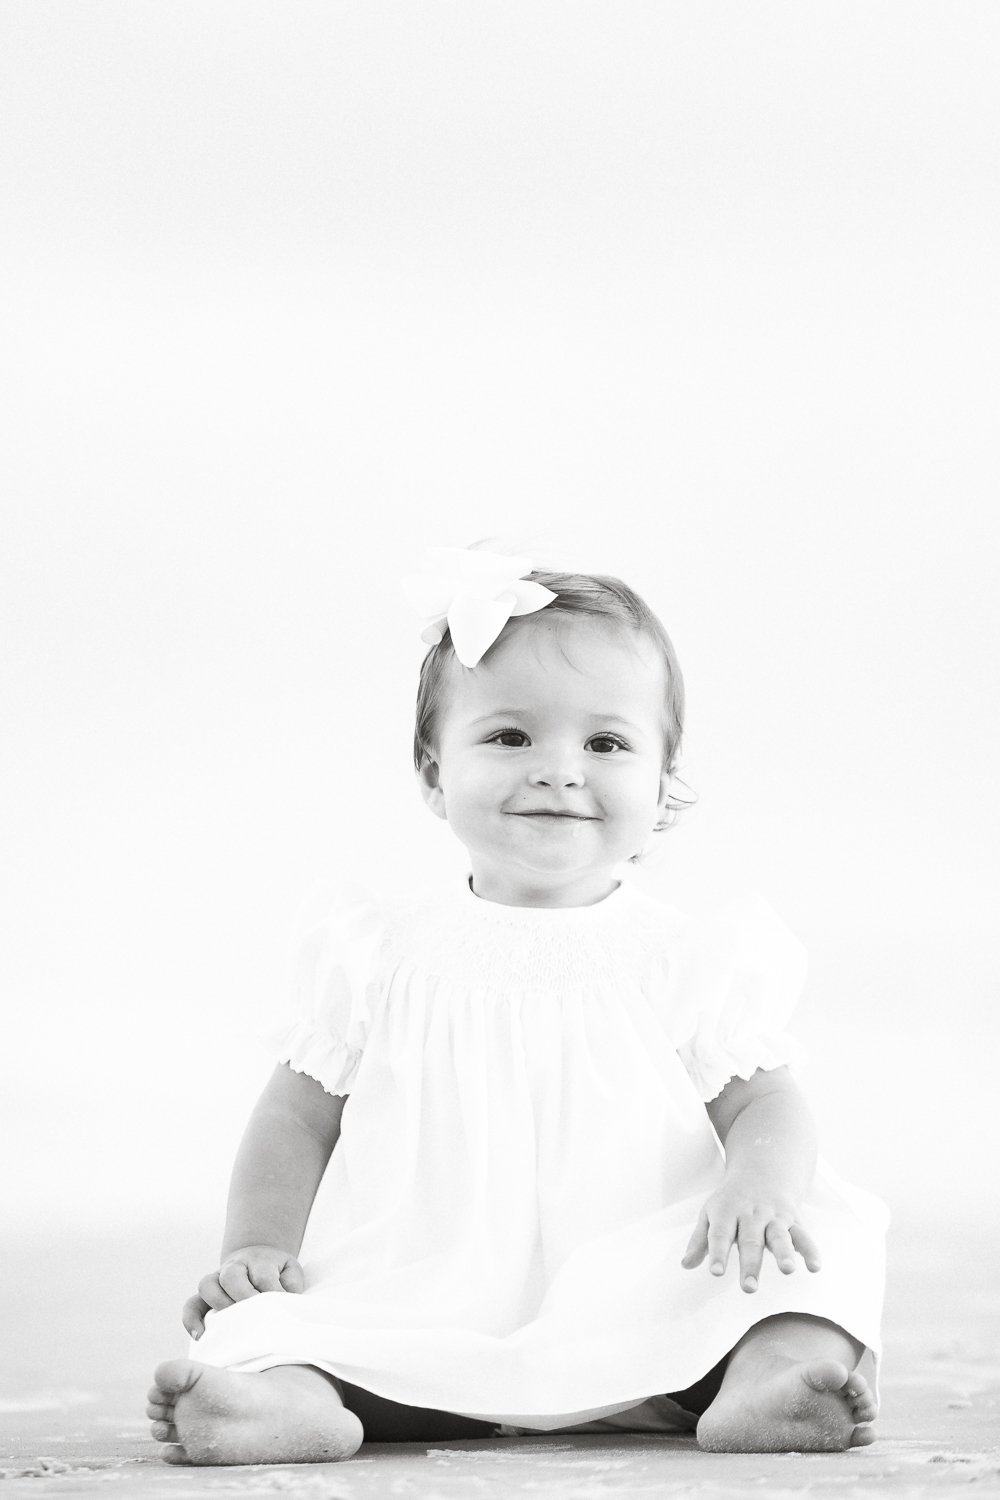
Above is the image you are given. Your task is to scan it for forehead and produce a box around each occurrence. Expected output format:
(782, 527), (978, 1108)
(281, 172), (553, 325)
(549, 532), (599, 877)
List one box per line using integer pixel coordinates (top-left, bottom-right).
(442, 614), (667, 719)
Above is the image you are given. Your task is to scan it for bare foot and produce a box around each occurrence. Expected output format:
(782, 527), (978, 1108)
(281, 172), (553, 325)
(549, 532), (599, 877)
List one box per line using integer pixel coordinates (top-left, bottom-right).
(147, 1358), (364, 1466)
(697, 1358), (877, 1452)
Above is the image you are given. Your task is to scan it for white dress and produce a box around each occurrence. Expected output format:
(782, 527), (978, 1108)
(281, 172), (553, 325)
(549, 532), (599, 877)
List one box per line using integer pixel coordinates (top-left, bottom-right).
(192, 875), (888, 1433)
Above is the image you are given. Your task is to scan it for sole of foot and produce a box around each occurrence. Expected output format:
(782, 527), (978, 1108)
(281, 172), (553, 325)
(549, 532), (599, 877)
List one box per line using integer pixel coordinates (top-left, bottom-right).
(696, 1358), (878, 1453)
(147, 1358), (364, 1466)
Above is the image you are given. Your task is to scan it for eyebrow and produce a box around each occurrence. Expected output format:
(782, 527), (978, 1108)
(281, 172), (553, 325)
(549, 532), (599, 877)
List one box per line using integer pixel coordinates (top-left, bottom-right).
(468, 711), (647, 733)
(469, 711), (526, 725)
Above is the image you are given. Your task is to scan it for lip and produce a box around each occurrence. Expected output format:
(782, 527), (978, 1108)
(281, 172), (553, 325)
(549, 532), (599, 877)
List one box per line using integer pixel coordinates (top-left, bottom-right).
(509, 811), (598, 820)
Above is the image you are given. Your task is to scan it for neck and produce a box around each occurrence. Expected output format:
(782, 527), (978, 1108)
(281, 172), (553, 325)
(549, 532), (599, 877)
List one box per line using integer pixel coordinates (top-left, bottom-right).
(468, 869), (620, 908)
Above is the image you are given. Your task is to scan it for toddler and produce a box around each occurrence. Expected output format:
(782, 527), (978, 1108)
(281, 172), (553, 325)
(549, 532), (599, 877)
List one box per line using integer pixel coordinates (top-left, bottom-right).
(148, 546), (887, 1462)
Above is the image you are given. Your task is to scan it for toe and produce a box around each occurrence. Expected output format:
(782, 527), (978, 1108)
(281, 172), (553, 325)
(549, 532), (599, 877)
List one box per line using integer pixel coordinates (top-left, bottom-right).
(843, 1373), (877, 1423)
(146, 1398), (172, 1420)
(159, 1443), (190, 1466)
(802, 1359), (851, 1395)
(153, 1359), (201, 1397)
(850, 1422), (877, 1447)
(149, 1420), (178, 1443)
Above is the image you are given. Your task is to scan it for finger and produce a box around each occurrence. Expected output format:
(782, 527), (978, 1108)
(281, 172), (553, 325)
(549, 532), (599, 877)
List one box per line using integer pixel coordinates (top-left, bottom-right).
(680, 1208), (710, 1268)
(705, 1219), (736, 1278)
(197, 1273), (236, 1312)
(279, 1258), (305, 1294)
(181, 1295), (210, 1339)
(789, 1223), (823, 1272)
(764, 1222), (799, 1275)
(735, 1221), (765, 1291)
(247, 1258), (284, 1294)
(218, 1260), (258, 1301)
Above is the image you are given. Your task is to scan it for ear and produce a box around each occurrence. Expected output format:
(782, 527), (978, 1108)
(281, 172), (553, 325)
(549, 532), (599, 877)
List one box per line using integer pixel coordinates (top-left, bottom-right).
(417, 755), (448, 821)
(654, 769), (673, 830)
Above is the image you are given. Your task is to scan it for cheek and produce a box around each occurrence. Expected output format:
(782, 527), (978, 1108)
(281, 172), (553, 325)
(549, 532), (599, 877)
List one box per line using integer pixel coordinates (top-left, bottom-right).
(610, 761), (666, 814)
(441, 759), (497, 814)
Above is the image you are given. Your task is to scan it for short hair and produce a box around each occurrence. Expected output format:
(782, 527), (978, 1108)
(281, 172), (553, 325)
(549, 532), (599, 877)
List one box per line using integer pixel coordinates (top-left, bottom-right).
(412, 571), (687, 808)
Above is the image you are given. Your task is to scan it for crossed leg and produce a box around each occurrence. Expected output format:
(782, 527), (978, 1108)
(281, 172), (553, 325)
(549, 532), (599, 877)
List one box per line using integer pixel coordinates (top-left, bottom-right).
(696, 1313), (877, 1452)
(147, 1359), (498, 1465)
(148, 1314), (877, 1464)
(147, 1360), (364, 1466)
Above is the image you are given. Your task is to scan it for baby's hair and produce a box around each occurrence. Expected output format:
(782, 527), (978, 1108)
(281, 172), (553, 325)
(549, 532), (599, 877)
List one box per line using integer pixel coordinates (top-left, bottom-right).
(412, 571), (691, 833)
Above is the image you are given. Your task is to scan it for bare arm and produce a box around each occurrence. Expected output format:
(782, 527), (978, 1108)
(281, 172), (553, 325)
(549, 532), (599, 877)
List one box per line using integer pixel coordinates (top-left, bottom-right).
(183, 1063), (346, 1336)
(705, 1065), (817, 1204)
(221, 1062), (347, 1257)
(682, 1066), (823, 1293)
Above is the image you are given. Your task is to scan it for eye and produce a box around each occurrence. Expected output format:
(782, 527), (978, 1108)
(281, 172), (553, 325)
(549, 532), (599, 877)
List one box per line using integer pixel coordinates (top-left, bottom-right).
(488, 726), (530, 748)
(587, 734), (628, 754)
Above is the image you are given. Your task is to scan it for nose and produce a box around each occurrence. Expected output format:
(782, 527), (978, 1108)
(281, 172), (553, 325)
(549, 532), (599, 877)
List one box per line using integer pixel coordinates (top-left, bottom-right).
(527, 744), (586, 788)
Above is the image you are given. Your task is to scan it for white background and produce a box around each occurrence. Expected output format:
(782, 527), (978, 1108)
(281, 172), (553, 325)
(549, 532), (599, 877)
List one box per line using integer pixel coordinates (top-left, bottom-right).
(2, 2), (997, 1244)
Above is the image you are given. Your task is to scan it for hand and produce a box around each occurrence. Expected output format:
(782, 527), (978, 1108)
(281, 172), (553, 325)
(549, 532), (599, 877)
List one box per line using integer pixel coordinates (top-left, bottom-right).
(182, 1245), (305, 1339)
(680, 1177), (821, 1293)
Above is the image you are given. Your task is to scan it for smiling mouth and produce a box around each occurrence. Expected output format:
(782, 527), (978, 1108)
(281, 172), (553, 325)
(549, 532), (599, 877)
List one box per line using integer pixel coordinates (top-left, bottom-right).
(511, 812), (597, 820)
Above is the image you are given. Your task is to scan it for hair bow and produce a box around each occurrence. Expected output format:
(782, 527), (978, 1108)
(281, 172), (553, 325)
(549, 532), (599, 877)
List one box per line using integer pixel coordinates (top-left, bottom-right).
(401, 547), (558, 667)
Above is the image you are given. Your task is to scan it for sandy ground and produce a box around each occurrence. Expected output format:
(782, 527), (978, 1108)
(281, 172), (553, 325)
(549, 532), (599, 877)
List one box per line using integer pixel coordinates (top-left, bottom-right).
(2, 1211), (997, 1497)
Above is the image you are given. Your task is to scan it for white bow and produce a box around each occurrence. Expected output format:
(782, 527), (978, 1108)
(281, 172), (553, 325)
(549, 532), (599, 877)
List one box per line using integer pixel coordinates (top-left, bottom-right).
(401, 547), (558, 667)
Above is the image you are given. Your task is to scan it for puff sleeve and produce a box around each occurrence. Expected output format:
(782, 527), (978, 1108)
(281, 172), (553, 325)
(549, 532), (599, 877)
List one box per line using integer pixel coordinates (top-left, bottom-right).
(262, 888), (392, 1097)
(665, 894), (808, 1102)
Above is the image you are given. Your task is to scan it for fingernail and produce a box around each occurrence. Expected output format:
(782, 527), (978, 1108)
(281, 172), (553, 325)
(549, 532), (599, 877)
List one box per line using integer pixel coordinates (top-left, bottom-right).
(744, 1276), (757, 1291)
(710, 1263), (724, 1276)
